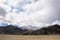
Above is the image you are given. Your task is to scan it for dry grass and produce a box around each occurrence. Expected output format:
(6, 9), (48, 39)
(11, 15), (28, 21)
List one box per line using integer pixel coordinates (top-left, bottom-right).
(0, 35), (60, 40)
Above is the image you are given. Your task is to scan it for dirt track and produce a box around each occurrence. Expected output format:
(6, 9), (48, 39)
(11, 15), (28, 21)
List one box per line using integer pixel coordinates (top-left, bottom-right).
(0, 35), (60, 40)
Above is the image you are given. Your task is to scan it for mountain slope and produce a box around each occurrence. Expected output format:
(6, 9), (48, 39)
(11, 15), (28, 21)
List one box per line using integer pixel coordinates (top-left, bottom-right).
(0, 24), (60, 35)
(23, 24), (60, 35)
(0, 25), (28, 35)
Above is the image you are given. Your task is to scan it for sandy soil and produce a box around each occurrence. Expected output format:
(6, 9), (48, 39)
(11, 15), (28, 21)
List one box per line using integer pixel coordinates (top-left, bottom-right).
(0, 35), (60, 40)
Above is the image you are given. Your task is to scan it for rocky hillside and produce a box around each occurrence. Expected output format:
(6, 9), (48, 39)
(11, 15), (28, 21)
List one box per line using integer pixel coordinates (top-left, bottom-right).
(23, 24), (60, 35)
(0, 24), (60, 35)
(0, 25), (28, 35)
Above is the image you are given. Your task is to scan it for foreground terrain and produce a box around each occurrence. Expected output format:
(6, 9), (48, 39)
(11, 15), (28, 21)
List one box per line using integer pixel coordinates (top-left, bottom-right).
(0, 35), (60, 40)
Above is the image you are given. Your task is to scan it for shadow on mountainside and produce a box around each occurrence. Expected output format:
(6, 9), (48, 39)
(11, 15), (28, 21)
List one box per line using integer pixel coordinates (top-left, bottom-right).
(0, 24), (60, 35)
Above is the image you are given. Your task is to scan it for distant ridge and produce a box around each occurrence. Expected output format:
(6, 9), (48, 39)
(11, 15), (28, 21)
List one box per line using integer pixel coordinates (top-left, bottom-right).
(0, 25), (28, 35)
(0, 24), (60, 35)
(23, 24), (60, 35)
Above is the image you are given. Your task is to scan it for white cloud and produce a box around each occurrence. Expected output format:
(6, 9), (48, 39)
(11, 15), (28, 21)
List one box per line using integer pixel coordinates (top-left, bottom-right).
(52, 20), (60, 25)
(0, 0), (60, 29)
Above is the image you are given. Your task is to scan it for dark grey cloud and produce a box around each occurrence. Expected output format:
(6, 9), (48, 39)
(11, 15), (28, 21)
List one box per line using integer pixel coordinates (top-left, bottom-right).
(0, 7), (7, 17)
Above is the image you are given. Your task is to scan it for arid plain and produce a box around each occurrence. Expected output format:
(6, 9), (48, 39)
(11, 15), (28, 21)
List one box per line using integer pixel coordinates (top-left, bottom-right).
(0, 35), (60, 40)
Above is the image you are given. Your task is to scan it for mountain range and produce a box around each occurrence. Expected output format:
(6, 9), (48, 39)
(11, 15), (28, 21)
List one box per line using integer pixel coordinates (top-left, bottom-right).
(0, 24), (60, 35)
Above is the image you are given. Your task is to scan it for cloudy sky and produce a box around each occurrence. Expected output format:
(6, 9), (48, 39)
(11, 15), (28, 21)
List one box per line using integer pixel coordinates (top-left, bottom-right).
(0, 0), (60, 28)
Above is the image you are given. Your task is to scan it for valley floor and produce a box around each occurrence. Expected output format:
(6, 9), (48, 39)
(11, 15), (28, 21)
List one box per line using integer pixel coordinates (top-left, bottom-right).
(0, 35), (60, 40)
